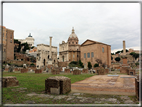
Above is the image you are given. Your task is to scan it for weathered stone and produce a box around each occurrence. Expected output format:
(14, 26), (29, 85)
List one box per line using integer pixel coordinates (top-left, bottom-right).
(82, 69), (88, 73)
(2, 76), (19, 87)
(8, 66), (14, 72)
(98, 69), (106, 75)
(65, 69), (70, 73)
(73, 70), (81, 75)
(50, 87), (60, 95)
(72, 93), (81, 96)
(127, 69), (136, 75)
(35, 69), (42, 73)
(45, 76), (71, 94)
(21, 68), (28, 73)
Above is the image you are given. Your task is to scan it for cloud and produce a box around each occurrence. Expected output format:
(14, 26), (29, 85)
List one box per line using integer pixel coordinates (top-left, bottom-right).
(3, 3), (140, 55)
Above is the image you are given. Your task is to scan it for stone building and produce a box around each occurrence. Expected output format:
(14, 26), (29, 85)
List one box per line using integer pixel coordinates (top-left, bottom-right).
(80, 39), (111, 68)
(18, 33), (34, 47)
(59, 27), (80, 63)
(36, 37), (58, 69)
(1, 26), (14, 61)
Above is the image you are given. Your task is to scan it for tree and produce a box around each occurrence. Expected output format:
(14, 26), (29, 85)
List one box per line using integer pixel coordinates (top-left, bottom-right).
(115, 57), (121, 62)
(111, 56), (113, 60)
(121, 49), (128, 53)
(88, 62), (92, 69)
(94, 63), (99, 67)
(111, 53), (114, 55)
(115, 51), (121, 54)
(79, 60), (84, 68)
(130, 52), (139, 62)
(95, 59), (102, 65)
(21, 42), (30, 54)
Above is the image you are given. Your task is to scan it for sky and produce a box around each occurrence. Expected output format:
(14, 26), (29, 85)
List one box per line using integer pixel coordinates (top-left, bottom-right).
(3, 3), (141, 54)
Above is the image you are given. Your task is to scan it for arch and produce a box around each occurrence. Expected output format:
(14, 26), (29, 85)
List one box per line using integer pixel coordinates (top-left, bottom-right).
(48, 55), (49, 59)
(54, 60), (55, 63)
(62, 56), (64, 62)
(43, 59), (46, 66)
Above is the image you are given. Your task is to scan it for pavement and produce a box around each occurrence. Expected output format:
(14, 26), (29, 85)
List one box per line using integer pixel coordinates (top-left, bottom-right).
(71, 75), (136, 95)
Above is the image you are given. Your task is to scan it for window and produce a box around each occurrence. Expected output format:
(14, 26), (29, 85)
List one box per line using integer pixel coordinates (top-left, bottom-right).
(10, 40), (12, 43)
(73, 54), (74, 58)
(91, 52), (94, 57)
(72, 42), (74, 44)
(87, 53), (90, 58)
(84, 53), (86, 58)
(76, 42), (77, 44)
(102, 47), (104, 53)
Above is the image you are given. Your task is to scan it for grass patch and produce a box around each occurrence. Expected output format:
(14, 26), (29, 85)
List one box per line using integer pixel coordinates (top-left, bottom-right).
(3, 72), (94, 104)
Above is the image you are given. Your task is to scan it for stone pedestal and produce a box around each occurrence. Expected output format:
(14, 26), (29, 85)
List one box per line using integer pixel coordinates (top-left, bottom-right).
(82, 69), (88, 73)
(98, 69), (106, 75)
(35, 69), (42, 73)
(45, 76), (71, 94)
(21, 68), (28, 73)
(135, 77), (139, 101)
(3, 76), (19, 87)
(51, 69), (60, 75)
(127, 69), (135, 75)
(120, 66), (129, 74)
(73, 70), (81, 75)
(65, 69), (70, 73)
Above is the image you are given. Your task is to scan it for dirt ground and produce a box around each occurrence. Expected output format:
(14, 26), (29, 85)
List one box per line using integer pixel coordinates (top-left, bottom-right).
(71, 75), (136, 96)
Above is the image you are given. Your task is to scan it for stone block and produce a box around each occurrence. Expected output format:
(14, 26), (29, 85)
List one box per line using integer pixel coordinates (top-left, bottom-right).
(105, 69), (109, 74)
(35, 69), (42, 73)
(45, 76), (71, 94)
(51, 68), (60, 75)
(135, 77), (140, 101)
(127, 69), (135, 75)
(65, 69), (70, 73)
(5, 68), (9, 71)
(98, 69), (106, 75)
(50, 87), (60, 95)
(82, 69), (88, 73)
(120, 67), (129, 74)
(21, 68), (28, 73)
(2, 76), (19, 87)
(73, 70), (81, 75)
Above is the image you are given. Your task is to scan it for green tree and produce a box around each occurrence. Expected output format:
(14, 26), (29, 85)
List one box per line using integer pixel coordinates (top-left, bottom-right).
(88, 62), (92, 69)
(121, 49), (129, 53)
(115, 57), (121, 62)
(130, 52), (139, 62)
(79, 60), (84, 68)
(115, 51), (121, 54)
(21, 42), (30, 54)
(94, 63), (99, 67)
(111, 53), (114, 55)
(111, 56), (113, 60)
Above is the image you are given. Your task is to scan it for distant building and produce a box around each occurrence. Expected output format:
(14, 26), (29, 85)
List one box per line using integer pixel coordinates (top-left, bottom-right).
(18, 33), (34, 47)
(59, 27), (80, 63)
(80, 39), (111, 68)
(36, 37), (58, 69)
(1, 26), (14, 61)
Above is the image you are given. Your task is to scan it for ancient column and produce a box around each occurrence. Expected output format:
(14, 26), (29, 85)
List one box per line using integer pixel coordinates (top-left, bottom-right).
(49, 37), (52, 59)
(123, 40), (126, 55)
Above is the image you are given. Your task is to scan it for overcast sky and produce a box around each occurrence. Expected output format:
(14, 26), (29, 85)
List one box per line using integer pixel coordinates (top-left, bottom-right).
(3, 3), (140, 54)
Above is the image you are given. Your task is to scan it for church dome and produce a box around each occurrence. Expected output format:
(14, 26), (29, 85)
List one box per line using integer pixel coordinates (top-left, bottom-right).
(68, 27), (79, 45)
(68, 27), (78, 40)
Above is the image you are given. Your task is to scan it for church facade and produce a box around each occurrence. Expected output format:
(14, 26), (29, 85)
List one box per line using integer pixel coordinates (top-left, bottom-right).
(59, 28), (80, 63)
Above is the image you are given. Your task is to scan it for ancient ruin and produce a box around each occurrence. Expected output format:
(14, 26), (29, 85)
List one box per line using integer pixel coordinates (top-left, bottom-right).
(3, 76), (19, 87)
(36, 37), (58, 69)
(45, 76), (71, 94)
(73, 69), (81, 75)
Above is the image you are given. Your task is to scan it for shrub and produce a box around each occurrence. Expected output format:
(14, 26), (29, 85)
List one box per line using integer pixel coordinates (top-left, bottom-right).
(94, 63), (99, 67)
(115, 57), (120, 62)
(135, 62), (139, 66)
(88, 62), (92, 69)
